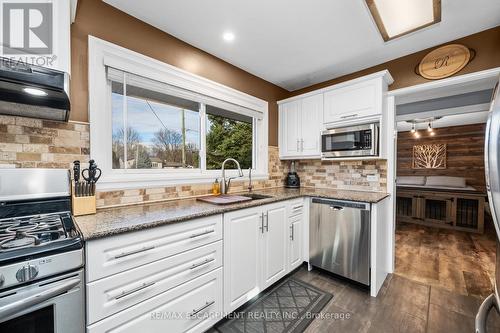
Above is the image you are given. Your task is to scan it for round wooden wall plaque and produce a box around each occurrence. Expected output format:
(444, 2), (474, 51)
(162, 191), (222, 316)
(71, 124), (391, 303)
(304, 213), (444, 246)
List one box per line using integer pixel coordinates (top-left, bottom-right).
(418, 44), (471, 80)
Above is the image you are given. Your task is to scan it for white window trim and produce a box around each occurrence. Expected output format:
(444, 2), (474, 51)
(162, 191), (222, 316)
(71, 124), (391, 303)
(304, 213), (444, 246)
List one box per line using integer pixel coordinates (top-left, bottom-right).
(88, 36), (269, 190)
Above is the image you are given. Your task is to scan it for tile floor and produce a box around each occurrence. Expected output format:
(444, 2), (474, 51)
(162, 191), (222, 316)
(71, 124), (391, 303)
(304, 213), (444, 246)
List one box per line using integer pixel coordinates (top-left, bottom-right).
(210, 217), (500, 332)
(209, 267), (500, 333)
(295, 268), (500, 333)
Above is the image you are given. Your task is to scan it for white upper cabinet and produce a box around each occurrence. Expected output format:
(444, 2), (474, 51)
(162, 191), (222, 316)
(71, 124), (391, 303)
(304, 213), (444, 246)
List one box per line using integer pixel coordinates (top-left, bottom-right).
(300, 94), (323, 156)
(279, 100), (301, 157)
(278, 71), (393, 160)
(279, 93), (323, 159)
(322, 72), (393, 126)
(324, 79), (381, 124)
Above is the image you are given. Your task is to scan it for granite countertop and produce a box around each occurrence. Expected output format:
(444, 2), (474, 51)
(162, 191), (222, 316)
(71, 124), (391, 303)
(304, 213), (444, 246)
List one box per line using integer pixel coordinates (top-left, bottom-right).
(75, 187), (389, 241)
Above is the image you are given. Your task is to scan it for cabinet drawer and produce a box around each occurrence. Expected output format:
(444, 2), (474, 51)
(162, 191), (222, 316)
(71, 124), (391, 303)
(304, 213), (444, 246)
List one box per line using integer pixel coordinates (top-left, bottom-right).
(86, 215), (222, 282)
(87, 241), (222, 324)
(288, 199), (304, 217)
(87, 268), (223, 333)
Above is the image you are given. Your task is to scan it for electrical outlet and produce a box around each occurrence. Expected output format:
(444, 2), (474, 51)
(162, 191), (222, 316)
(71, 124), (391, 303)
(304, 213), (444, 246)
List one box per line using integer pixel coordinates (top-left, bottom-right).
(367, 174), (379, 182)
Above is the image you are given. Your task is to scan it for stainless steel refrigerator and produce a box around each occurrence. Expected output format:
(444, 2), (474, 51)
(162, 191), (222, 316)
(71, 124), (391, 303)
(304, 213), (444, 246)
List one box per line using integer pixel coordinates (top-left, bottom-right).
(476, 77), (500, 332)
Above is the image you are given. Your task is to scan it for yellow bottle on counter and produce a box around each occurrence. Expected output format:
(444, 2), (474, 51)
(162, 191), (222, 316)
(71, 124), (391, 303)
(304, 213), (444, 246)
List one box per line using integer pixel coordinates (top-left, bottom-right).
(212, 178), (221, 195)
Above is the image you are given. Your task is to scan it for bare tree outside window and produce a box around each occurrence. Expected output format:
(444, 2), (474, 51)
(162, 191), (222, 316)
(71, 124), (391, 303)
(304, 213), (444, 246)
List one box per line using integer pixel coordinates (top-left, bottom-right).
(109, 72), (255, 173)
(111, 84), (200, 169)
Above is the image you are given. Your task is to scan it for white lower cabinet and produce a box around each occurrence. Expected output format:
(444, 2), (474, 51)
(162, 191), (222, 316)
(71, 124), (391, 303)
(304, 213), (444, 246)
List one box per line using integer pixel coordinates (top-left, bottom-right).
(262, 204), (288, 289)
(86, 215), (222, 282)
(223, 201), (289, 313)
(86, 199), (309, 332)
(85, 215), (224, 333)
(87, 268), (223, 333)
(288, 214), (303, 272)
(223, 206), (263, 313)
(87, 241), (222, 324)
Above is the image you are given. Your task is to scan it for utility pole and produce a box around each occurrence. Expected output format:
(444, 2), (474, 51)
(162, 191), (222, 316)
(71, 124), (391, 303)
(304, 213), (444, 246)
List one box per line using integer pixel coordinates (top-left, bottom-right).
(181, 109), (186, 166)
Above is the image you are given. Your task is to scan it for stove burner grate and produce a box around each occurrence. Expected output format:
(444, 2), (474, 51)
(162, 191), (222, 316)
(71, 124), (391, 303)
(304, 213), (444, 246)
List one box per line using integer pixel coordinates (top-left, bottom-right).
(0, 214), (67, 251)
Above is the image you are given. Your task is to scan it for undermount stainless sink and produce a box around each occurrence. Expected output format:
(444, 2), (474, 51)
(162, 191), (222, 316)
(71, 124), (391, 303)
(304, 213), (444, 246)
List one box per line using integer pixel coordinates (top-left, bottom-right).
(241, 193), (273, 200)
(197, 193), (273, 205)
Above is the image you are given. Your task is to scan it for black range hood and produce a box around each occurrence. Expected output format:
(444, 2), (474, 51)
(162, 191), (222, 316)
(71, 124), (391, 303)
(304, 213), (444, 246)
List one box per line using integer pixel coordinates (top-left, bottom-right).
(0, 57), (70, 122)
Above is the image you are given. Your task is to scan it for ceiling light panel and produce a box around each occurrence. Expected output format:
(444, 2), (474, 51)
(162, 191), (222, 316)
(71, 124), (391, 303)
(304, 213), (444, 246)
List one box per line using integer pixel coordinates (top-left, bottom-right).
(366, 0), (441, 41)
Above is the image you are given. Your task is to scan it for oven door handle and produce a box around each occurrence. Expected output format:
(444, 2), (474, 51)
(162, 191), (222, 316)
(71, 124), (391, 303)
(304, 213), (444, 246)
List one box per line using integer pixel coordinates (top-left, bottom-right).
(0, 278), (81, 321)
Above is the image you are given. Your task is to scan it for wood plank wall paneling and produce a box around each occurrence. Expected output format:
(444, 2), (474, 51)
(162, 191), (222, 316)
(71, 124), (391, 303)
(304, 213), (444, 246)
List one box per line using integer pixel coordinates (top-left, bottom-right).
(397, 123), (486, 192)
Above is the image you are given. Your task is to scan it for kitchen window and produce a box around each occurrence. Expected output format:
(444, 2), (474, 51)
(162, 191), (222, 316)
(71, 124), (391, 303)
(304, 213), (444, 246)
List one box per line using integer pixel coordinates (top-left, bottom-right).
(206, 105), (253, 170)
(110, 71), (201, 170)
(88, 37), (268, 190)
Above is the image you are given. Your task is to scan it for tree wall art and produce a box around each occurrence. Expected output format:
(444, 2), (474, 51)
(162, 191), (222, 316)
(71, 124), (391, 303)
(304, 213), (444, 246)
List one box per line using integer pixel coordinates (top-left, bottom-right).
(412, 144), (447, 169)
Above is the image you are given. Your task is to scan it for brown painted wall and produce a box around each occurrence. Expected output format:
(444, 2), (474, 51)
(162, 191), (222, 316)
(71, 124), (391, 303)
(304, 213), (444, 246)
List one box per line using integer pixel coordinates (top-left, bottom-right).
(291, 26), (500, 95)
(70, 0), (288, 145)
(397, 124), (486, 192)
(71, 1), (500, 147)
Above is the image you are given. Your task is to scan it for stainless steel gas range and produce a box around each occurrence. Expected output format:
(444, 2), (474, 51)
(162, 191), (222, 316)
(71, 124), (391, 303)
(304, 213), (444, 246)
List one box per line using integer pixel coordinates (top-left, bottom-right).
(0, 168), (84, 333)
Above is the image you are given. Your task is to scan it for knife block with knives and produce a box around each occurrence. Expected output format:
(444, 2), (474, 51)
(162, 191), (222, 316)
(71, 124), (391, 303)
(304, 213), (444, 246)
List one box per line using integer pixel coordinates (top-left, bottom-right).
(71, 160), (100, 216)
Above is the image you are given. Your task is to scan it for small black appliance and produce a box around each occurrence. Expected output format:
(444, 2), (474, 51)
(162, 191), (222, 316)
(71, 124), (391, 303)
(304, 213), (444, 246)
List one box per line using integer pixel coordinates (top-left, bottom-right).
(285, 161), (300, 188)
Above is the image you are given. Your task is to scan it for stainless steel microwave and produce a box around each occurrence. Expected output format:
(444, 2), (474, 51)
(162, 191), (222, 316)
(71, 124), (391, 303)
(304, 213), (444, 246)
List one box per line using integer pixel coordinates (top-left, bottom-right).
(321, 123), (379, 158)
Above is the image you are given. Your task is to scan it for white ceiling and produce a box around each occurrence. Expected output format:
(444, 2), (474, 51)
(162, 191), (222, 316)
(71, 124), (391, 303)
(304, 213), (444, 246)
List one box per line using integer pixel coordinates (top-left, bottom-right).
(103, 0), (500, 91)
(397, 111), (489, 131)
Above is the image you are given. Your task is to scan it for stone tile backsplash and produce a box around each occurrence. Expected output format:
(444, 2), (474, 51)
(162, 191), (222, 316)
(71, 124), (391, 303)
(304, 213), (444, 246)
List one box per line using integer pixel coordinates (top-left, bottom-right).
(0, 115), (89, 168)
(95, 147), (288, 207)
(96, 150), (387, 207)
(293, 159), (387, 192)
(0, 115), (386, 208)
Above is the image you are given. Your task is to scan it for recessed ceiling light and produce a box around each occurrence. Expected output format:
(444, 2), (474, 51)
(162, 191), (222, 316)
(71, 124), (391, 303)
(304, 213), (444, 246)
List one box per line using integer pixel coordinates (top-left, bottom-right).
(222, 31), (235, 42)
(23, 87), (48, 96)
(366, 0), (441, 41)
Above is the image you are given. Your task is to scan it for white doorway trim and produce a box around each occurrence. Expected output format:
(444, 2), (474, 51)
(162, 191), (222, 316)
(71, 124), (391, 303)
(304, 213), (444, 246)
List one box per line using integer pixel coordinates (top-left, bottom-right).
(389, 67), (500, 105)
(385, 66), (500, 274)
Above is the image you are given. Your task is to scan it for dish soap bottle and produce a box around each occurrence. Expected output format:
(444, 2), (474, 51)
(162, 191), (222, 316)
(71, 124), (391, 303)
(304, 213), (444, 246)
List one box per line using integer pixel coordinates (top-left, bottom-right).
(212, 178), (221, 195)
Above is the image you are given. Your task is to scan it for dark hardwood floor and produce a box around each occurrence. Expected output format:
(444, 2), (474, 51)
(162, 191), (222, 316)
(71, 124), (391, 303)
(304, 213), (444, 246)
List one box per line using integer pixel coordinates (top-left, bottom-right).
(395, 219), (497, 298)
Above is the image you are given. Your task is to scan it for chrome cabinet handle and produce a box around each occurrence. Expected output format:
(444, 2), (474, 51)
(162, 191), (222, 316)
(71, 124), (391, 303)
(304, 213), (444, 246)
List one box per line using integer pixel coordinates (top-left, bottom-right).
(296, 139), (300, 151)
(291, 204), (303, 214)
(340, 113), (358, 119)
(115, 245), (155, 259)
(189, 300), (215, 318)
(190, 258), (215, 270)
(0, 278), (80, 321)
(190, 229), (214, 238)
(300, 139), (304, 151)
(115, 281), (156, 300)
(264, 213), (269, 232)
(259, 213), (264, 233)
(290, 225), (294, 241)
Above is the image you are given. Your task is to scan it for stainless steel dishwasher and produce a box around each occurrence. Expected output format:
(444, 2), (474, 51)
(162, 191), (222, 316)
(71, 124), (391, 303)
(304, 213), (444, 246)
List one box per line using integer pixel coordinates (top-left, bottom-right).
(309, 198), (371, 285)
